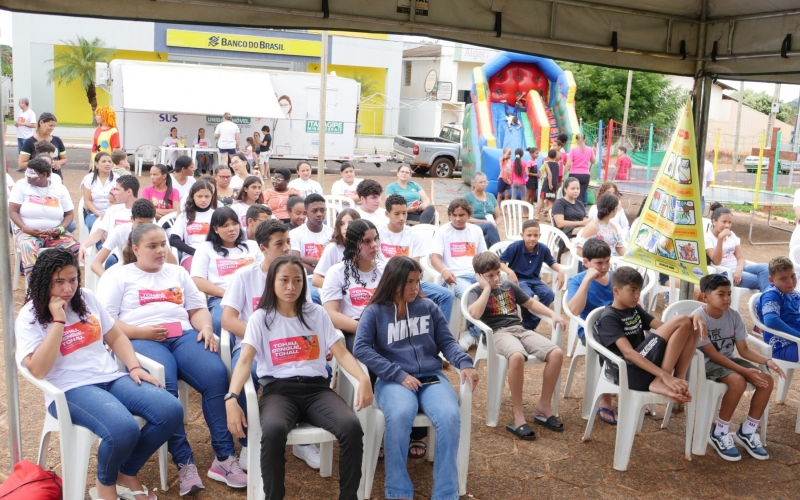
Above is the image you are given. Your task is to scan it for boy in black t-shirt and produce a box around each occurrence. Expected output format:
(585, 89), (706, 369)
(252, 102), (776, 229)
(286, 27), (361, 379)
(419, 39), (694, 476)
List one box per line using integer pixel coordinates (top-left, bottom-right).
(595, 267), (705, 403)
(467, 252), (566, 440)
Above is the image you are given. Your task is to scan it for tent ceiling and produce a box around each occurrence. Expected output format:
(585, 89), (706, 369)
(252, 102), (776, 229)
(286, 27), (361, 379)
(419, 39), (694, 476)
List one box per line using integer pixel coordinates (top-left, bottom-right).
(4, 0), (800, 83)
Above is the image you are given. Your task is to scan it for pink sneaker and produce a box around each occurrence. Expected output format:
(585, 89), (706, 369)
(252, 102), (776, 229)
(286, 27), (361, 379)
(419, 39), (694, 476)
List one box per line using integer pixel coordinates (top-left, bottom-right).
(177, 463), (205, 496)
(207, 456), (247, 488)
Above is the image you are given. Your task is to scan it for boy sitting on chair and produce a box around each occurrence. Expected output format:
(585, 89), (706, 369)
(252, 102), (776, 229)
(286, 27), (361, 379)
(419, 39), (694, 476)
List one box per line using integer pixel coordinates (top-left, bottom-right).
(595, 266), (703, 405)
(695, 273), (785, 461)
(467, 251), (566, 440)
(758, 256), (800, 363)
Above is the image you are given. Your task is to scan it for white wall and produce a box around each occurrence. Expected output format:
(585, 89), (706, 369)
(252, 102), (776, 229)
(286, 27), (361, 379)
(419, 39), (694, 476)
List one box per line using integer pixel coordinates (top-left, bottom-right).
(401, 59), (440, 100)
(12, 12), (155, 117)
(398, 99), (441, 137)
(665, 75), (727, 122)
(456, 62), (481, 92)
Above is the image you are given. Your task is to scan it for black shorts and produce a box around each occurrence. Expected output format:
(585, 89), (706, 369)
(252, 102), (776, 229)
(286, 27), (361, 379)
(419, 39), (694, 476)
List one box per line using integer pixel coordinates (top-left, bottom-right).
(542, 177), (558, 199)
(604, 333), (667, 391)
(526, 175), (538, 190)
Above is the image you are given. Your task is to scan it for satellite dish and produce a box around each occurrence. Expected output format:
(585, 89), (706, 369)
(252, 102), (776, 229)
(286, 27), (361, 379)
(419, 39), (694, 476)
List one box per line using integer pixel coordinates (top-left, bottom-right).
(424, 69), (438, 93)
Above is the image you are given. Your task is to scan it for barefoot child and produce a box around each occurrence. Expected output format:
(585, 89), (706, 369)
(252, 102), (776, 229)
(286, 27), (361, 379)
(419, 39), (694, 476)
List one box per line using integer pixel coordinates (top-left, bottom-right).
(467, 251), (566, 439)
(695, 273), (785, 461)
(595, 267), (704, 405)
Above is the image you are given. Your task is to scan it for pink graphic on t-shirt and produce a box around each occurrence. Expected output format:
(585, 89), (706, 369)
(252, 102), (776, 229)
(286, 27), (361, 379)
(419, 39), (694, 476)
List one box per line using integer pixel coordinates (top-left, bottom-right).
(186, 222), (210, 236)
(113, 219), (128, 227)
(304, 243), (324, 258)
(59, 316), (102, 356)
(349, 287), (375, 307)
(252, 297), (260, 311)
(380, 243), (409, 258)
(269, 335), (320, 365)
(216, 257), (254, 277)
(450, 241), (477, 258)
(138, 287), (184, 306)
(27, 195), (60, 208)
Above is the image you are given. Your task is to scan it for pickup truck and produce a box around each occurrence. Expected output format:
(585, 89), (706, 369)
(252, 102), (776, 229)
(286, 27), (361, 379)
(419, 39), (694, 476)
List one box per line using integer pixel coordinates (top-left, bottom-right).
(393, 125), (462, 178)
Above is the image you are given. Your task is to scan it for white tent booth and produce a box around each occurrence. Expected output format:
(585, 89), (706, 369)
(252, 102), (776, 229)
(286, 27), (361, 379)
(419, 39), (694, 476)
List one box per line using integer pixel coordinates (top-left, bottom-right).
(3, 0), (800, 471)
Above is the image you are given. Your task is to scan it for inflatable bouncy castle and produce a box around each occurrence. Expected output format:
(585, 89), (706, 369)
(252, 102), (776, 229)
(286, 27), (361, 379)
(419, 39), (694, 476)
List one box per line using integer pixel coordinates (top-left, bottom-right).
(461, 52), (580, 195)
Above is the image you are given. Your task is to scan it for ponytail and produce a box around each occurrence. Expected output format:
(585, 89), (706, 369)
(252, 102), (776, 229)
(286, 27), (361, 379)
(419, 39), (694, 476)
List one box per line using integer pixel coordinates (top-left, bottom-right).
(595, 193), (619, 220)
(513, 148), (524, 178)
(123, 232), (137, 264)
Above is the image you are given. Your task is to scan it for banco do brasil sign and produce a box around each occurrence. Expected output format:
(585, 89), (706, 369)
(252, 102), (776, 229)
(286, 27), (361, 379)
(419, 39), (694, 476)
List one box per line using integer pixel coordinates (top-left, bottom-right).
(166, 29), (321, 57)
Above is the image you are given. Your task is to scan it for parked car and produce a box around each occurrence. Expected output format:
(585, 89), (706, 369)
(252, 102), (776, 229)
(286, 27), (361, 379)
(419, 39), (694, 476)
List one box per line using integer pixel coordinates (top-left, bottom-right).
(392, 125), (462, 178)
(744, 155), (800, 174)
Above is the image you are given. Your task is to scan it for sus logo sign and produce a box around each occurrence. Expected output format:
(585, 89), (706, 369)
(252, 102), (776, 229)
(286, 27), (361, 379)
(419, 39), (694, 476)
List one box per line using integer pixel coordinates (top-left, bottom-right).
(159, 114), (179, 122)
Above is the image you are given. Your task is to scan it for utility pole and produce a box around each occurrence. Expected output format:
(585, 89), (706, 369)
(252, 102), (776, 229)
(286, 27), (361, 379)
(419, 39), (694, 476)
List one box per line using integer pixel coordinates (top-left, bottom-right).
(620, 70), (633, 149)
(766, 83), (781, 149)
(793, 89), (800, 148)
(733, 81), (744, 169)
(317, 31), (328, 186)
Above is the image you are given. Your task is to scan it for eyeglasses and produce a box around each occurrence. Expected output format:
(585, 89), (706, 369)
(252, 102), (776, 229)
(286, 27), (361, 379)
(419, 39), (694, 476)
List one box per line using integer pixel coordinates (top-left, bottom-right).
(270, 177), (284, 182)
(702, 273), (730, 292)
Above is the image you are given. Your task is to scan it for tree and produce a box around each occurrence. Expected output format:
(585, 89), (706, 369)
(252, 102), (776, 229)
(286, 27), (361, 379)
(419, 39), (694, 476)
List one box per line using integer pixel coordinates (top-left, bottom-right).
(0, 45), (11, 78)
(731, 88), (792, 123)
(558, 62), (687, 130)
(47, 37), (114, 124)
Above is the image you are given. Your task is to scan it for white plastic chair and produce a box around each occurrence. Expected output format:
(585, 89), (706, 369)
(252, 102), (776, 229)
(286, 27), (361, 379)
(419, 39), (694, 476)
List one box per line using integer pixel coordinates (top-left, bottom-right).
(538, 224), (579, 283)
(158, 211), (178, 232)
(582, 306), (692, 470)
(461, 282), (561, 427)
(340, 360), (472, 499)
(562, 293), (589, 409)
(748, 294), (799, 433)
(791, 246), (800, 274)
(20, 355), (170, 500)
(409, 224), (438, 263)
(323, 195), (352, 227)
(135, 144), (160, 176)
(500, 200), (534, 240)
(83, 245), (100, 293)
(77, 198), (89, 243)
(702, 217), (712, 234)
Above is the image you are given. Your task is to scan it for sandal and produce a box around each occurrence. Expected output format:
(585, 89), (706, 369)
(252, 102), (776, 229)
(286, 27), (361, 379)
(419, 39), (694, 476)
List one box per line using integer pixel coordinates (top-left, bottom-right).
(597, 406), (617, 425)
(505, 423), (536, 440)
(644, 405), (657, 417)
(533, 414), (564, 432)
(408, 440), (427, 459)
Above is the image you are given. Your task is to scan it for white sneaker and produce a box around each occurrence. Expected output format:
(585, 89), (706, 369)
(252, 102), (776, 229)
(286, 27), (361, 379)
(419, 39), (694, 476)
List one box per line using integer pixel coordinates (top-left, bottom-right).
(239, 445), (248, 471)
(458, 331), (477, 352)
(293, 444), (321, 469)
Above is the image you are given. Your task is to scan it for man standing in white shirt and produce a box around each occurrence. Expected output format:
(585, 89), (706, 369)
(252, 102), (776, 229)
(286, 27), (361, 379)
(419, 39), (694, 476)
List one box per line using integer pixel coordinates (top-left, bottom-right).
(703, 158), (715, 216)
(355, 179), (389, 226)
(431, 197), (488, 350)
(290, 194), (333, 305)
(16, 98), (36, 152)
(214, 112), (241, 167)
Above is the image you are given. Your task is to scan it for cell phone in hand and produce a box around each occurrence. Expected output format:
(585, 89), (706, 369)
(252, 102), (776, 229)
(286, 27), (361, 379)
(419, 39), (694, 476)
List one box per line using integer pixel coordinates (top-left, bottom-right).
(417, 375), (441, 386)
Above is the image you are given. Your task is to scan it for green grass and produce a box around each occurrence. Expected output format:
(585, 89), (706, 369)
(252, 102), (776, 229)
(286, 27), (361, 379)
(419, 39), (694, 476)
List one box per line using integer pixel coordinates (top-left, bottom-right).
(727, 203), (795, 219)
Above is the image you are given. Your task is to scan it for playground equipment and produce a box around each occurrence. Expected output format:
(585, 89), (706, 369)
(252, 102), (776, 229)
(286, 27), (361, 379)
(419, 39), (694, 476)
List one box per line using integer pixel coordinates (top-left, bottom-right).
(461, 52), (580, 195)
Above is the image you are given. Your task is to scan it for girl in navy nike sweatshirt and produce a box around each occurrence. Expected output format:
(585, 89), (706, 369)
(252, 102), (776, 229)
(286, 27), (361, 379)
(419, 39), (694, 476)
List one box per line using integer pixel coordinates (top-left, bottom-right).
(354, 256), (478, 500)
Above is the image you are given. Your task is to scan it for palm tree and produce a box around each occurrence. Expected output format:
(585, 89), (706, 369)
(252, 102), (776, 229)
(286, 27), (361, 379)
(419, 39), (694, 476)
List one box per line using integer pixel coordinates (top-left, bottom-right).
(47, 37), (114, 124)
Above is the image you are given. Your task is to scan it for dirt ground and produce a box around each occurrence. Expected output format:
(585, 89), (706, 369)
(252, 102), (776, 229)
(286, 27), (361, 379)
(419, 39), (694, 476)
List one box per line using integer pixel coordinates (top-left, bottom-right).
(2, 165), (800, 499)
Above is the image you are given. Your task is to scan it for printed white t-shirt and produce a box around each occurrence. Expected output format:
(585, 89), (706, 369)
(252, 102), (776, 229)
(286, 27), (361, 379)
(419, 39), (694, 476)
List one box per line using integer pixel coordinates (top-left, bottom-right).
(80, 173), (115, 214)
(221, 262), (312, 352)
(321, 260), (385, 321)
(288, 178), (323, 198)
(356, 207), (389, 227)
(243, 304), (343, 379)
(190, 240), (261, 290)
(330, 178), (362, 203)
(290, 224), (334, 260)
(98, 263), (207, 331)
(215, 121), (241, 149)
(431, 222), (487, 276)
(229, 175), (245, 191)
(171, 209), (214, 251)
(15, 289), (124, 406)
(96, 203), (133, 235)
(9, 180), (73, 230)
(377, 224), (425, 259)
(16, 108), (36, 140)
(313, 242), (345, 278)
(704, 229), (740, 270)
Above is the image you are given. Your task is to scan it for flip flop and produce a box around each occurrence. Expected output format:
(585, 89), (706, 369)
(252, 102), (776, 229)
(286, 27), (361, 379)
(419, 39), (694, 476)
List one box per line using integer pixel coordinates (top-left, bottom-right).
(644, 406), (657, 417)
(408, 440), (427, 459)
(505, 423), (536, 440)
(597, 406), (618, 425)
(91, 485), (156, 500)
(533, 414), (565, 432)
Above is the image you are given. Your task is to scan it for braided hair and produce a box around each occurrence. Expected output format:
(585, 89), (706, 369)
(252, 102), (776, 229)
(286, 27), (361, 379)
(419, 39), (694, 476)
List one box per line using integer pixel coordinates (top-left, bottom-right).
(25, 248), (89, 325)
(341, 219), (379, 296)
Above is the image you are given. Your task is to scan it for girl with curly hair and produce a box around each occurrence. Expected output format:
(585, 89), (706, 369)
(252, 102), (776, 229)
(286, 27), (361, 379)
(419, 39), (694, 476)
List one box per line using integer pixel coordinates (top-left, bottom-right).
(92, 106), (120, 155)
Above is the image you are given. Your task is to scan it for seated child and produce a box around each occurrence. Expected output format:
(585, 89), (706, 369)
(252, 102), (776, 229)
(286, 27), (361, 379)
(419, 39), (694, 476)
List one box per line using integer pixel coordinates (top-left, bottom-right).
(499, 220), (565, 330)
(467, 252), (566, 439)
(595, 267), (702, 404)
(759, 256), (800, 363)
(695, 273), (785, 461)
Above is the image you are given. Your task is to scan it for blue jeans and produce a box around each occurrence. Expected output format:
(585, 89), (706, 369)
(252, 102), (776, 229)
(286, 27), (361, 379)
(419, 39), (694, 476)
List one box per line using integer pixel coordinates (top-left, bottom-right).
(208, 296), (223, 336)
(230, 341), (259, 446)
(518, 278), (554, 330)
(375, 371), (460, 500)
(48, 376), (183, 486)
(104, 253), (119, 269)
(453, 275), (482, 339)
(478, 222), (500, 249)
(84, 212), (103, 250)
(421, 281), (454, 323)
(131, 330), (234, 465)
(738, 263), (771, 292)
(17, 138), (24, 151)
(66, 220), (76, 233)
(308, 277), (322, 305)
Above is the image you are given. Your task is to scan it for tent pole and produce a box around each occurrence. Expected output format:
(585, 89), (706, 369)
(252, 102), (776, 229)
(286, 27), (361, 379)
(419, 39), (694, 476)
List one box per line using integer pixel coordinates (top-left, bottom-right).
(646, 123), (653, 181)
(317, 31), (328, 186)
(0, 99), (22, 467)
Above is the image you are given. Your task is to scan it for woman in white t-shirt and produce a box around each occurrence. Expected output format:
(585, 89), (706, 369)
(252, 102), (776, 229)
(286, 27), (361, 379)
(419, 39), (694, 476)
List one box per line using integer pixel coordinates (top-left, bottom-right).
(330, 162), (362, 207)
(191, 207), (260, 335)
(229, 153), (252, 190)
(17, 249), (182, 500)
(98, 223), (246, 493)
(312, 208), (360, 287)
(170, 180), (218, 272)
(287, 161), (323, 197)
(82, 152), (116, 231)
(705, 202), (770, 292)
(225, 254), (372, 499)
(230, 175), (265, 228)
(214, 112), (241, 167)
(9, 158), (80, 279)
(321, 219), (384, 352)
(587, 181), (629, 238)
(194, 127), (215, 175)
(170, 155), (196, 203)
(162, 127), (181, 166)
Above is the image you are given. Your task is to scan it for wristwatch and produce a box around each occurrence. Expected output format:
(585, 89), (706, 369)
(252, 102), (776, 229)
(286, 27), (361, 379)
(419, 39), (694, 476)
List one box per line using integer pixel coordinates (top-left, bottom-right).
(223, 392), (239, 401)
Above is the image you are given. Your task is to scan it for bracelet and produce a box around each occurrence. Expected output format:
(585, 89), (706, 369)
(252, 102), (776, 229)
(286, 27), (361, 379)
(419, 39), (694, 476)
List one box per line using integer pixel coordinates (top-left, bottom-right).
(58, 226), (65, 234)
(51, 320), (65, 325)
(128, 366), (143, 373)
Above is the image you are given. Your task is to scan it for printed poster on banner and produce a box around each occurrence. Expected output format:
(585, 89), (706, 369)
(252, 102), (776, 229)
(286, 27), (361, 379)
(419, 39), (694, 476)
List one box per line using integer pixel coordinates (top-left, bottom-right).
(623, 101), (707, 284)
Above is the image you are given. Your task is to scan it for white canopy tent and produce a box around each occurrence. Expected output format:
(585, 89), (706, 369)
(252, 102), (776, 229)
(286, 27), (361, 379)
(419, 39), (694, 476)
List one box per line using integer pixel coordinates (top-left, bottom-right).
(2, 0), (799, 467)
